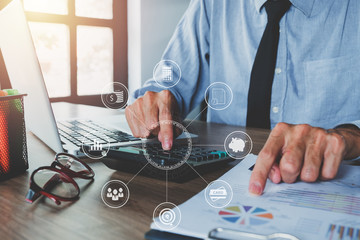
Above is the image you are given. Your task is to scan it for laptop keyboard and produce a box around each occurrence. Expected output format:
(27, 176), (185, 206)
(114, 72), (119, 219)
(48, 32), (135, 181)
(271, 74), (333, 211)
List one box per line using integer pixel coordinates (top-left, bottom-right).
(57, 120), (140, 147)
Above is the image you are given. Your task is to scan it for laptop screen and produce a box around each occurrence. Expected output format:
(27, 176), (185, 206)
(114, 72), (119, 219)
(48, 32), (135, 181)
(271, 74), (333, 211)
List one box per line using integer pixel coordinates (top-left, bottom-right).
(0, 0), (63, 153)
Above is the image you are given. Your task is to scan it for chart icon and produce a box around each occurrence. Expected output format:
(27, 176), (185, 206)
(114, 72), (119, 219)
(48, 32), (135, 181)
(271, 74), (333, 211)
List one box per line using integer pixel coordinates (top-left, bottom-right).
(81, 131), (110, 159)
(90, 139), (103, 151)
(219, 205), (274, 226)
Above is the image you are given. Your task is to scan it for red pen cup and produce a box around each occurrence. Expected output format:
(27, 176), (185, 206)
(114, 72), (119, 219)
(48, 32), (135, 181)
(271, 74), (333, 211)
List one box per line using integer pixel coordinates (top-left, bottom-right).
(0, 94), (28, 180)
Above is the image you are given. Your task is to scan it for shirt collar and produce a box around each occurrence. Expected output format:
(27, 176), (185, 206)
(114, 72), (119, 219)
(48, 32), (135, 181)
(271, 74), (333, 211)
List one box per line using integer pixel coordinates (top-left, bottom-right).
(255, 0), (315, 18)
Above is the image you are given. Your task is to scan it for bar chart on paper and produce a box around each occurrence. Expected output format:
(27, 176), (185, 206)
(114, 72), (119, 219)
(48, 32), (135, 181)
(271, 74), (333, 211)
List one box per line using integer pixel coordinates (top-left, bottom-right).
(326, 224), (360, 240)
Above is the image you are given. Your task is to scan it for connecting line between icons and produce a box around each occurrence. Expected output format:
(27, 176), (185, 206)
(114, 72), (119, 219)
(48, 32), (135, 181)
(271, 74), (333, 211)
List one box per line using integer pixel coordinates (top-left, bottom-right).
(192, 144), (223, 147)
(185, 105), (208, 129)
(126, 107), (151, 133)
(126, 162), (150, 185)
(166, 170), (168, 202)
(186, 162), (209, 185)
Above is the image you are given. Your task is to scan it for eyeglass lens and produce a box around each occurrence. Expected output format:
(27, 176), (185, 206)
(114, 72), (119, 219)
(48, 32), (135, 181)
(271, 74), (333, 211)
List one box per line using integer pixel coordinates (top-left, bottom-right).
(33, 169), (79, 199)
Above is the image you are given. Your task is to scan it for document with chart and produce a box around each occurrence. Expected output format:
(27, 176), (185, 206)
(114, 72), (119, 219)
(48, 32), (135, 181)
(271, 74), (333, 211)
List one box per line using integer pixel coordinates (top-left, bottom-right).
(151, 154), (360, 240)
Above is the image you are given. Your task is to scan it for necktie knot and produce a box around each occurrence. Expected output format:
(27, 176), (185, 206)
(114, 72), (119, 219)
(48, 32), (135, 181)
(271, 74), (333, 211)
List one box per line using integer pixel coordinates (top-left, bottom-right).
(265, 0), (291, 23)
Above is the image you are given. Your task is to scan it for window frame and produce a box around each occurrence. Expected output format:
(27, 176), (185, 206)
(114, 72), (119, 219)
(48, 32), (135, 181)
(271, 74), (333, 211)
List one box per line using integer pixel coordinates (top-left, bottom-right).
(24, 0), (128, 107)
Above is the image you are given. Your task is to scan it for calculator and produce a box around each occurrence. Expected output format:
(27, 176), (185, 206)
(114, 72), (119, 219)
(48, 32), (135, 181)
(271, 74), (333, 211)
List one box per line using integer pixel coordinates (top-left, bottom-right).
(101, 143), (234, 182)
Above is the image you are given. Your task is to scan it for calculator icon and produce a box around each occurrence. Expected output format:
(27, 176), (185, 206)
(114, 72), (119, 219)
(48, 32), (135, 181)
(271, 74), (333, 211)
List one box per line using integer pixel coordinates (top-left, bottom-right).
(162, 66), (173, 82)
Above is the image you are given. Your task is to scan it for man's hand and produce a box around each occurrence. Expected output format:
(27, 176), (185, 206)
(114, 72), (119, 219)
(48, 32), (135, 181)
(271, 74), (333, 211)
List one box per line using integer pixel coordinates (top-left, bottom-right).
(125, 90), (179, 150)
(249, 122), (360, 195)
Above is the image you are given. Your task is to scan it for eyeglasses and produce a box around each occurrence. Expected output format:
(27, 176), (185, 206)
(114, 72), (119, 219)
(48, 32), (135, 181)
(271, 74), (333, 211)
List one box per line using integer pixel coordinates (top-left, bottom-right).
(26, 153), (95, 205)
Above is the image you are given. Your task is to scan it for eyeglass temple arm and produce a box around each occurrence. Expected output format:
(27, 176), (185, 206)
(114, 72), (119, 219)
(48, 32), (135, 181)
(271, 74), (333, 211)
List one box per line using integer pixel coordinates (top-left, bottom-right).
(26, 175), (63, 205)
(25, 188), (61, 205)
(51, 161), (94, 179)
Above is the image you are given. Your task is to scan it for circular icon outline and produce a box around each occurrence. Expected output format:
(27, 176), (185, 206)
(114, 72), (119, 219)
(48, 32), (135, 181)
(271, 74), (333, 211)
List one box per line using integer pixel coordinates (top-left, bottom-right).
(101, 180), (130, 208)
(101, 82), (129, 109)
(204, 179), (233, 209)
(204, 82), (233, 111)
(224, 131), (253, 160)
(153, 59), (182, 89)
(81, 131), (110, 160)
(142, 120), (192, 171)
(153, 202), (181, 230)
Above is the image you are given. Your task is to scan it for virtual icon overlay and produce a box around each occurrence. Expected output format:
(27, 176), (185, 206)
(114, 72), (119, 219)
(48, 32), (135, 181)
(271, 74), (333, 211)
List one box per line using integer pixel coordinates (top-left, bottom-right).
(153, 202), (181, 231)
(101, 82), (129, 109)
(91, 75), (254, 232)
(153, 60), (181, 88)
(81, 131), (110, 160)
(142, 120), (192, 171)
(205, 82), (233, 110)
(101, 180), (130, 208)
(205, 180), (233, 208)
(224, 131), (253, 159)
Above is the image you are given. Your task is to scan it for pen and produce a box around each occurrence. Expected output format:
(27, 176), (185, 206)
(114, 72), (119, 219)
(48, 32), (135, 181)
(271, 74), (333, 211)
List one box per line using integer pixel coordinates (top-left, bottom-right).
(208, 228), (300, 240)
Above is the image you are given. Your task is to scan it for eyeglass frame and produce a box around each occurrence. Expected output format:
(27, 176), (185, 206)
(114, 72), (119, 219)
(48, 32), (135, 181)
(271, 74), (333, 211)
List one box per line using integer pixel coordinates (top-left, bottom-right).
(26, 153), (95, 205)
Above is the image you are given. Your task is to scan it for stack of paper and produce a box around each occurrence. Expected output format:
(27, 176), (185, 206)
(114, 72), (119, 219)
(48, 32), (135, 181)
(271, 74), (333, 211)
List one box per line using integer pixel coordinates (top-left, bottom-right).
(151, 154), (360, 240)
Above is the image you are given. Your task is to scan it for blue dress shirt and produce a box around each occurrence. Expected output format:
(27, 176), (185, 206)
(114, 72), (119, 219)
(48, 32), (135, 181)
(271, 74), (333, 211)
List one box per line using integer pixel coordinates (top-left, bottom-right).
(132, 0), (360, 130)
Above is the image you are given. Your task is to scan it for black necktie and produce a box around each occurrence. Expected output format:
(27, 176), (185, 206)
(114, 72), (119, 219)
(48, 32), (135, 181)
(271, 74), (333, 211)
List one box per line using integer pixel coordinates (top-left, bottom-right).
(246, 0), (291, 129)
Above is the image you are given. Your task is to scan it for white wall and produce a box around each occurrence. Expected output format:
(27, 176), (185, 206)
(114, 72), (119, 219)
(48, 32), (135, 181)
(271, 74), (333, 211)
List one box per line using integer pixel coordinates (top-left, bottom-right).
(128, 0), (191, 94)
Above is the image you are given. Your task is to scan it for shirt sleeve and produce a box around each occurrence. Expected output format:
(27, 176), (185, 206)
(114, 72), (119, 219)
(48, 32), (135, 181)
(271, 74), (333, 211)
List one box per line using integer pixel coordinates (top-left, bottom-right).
(334, 121), (360, 130)
(131, 0), (211, 119)
(349, 120), (360, 129)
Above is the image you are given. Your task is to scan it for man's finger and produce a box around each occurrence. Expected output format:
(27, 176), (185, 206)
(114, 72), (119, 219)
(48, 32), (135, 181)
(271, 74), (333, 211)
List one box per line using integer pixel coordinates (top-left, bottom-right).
(301, 132), (325, 182)
(125, 106), (147, 138)
(249, 125), (286, 195)
(279, 142), (305, 183)
(143, 100), (160, 136)
(158, 106), (174, 150)
(321, 133), (345, 180)
(268, 163), (281, 184)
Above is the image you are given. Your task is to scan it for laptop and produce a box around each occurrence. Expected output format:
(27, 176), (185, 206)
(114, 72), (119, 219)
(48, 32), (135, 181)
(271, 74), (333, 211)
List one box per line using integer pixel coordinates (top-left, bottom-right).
(0, 0), (145, 156)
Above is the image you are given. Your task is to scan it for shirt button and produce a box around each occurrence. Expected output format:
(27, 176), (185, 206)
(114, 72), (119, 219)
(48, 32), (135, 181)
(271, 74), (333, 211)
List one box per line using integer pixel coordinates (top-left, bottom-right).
(275, 68), (282, 74)
(272, 107), (279, 113)
(279, 28), (282, 33)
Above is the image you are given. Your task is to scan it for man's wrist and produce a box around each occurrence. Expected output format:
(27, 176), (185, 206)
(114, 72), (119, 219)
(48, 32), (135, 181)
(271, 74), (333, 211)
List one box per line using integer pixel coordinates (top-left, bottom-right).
(330, 127), (360, 160)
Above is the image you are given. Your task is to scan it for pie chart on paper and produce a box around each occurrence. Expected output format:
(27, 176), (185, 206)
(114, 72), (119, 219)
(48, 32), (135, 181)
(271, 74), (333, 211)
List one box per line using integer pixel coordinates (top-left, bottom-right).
(219, 205), (274, 226)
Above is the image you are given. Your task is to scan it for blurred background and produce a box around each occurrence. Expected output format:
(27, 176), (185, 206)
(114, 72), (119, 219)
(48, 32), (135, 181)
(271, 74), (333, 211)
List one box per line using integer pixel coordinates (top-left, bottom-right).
(2, 0), (190, 106)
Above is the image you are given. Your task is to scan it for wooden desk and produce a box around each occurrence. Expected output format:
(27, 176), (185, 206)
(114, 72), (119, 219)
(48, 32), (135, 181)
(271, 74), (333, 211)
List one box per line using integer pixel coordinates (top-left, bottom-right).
(0, 103), (269, 240)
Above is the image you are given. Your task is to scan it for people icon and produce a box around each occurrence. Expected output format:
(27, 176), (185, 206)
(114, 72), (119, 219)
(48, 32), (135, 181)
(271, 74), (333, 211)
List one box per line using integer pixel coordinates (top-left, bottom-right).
(112, 189), (119, 201)
(106, 187), (125, 201)
(106, 188), (112, 198)
(118, 188), (124, 198)
(101, 180), (129, 208)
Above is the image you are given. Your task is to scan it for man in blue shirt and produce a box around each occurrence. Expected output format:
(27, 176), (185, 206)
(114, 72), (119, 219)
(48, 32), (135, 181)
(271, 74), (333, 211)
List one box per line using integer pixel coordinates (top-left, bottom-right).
(125, 0), (360, 195)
